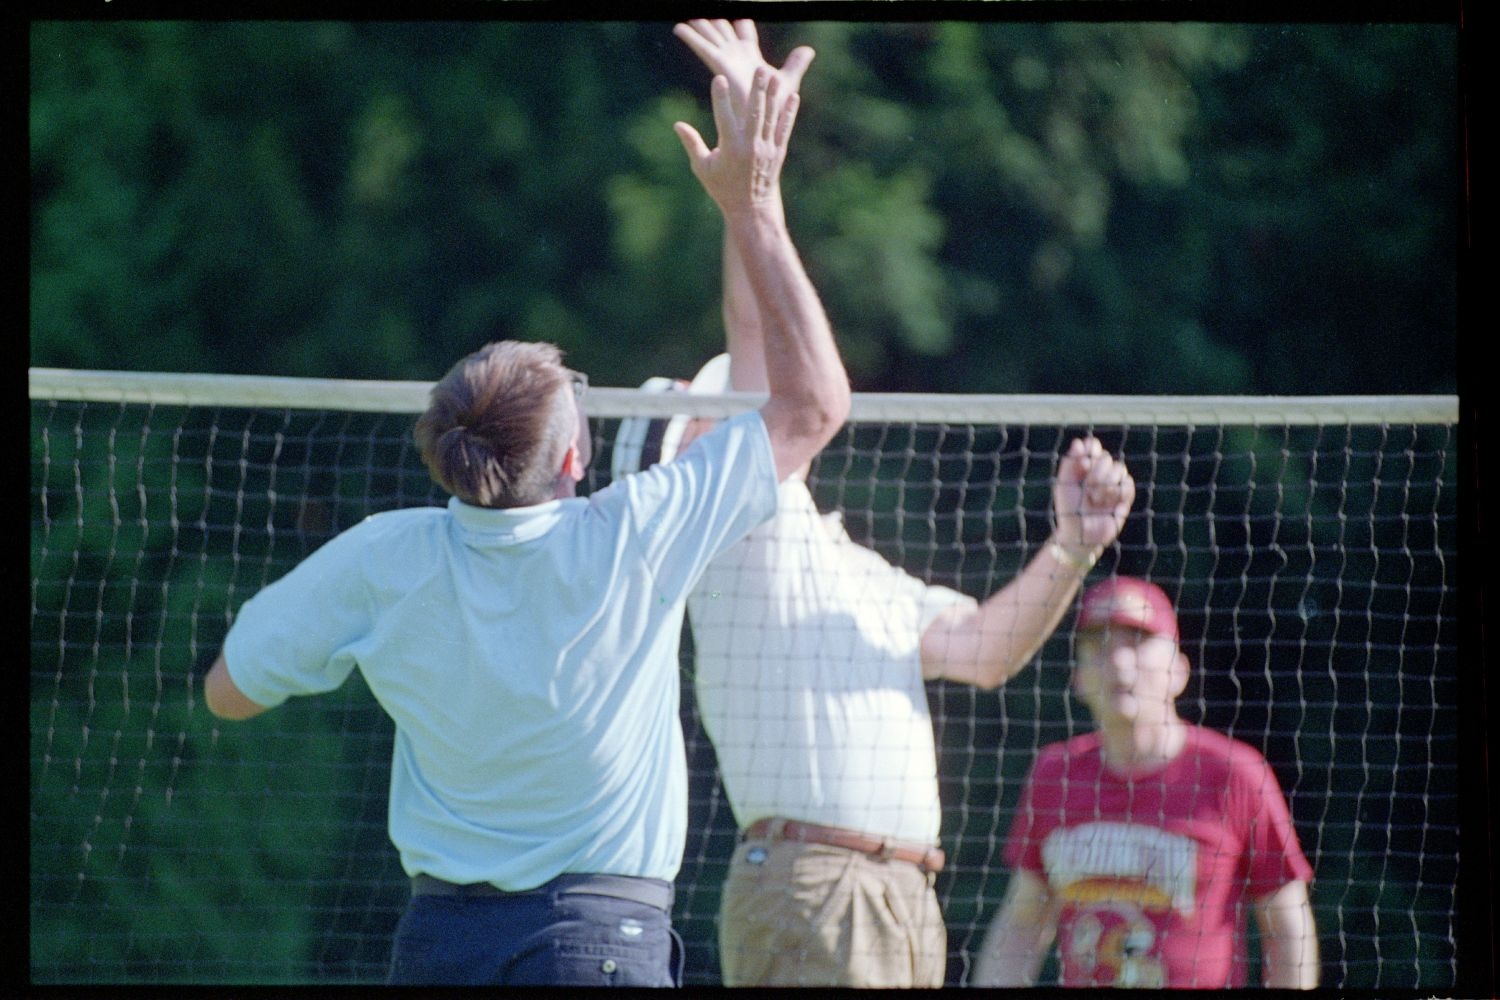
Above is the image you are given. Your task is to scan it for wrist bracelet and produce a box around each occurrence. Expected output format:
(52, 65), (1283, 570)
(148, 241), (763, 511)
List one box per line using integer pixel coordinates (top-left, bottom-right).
(1048, 538), (1100, 572)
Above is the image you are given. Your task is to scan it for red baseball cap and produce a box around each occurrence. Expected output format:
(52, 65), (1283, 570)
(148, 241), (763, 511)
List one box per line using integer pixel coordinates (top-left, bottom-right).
(1076, 576), (1180, 642)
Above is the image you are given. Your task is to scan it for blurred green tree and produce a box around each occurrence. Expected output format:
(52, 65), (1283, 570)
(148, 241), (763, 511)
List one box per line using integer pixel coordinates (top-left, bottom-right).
(31, 20), (1456, 393)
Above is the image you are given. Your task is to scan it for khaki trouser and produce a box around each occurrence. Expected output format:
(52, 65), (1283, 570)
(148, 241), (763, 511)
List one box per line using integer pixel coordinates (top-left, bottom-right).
(717, 837), (947, 987)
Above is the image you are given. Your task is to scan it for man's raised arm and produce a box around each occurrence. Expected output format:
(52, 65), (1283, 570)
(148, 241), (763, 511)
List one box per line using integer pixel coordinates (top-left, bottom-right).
(921, 436), (1136, 689)
(675, 53), (847, 481)
(675, 19), (814, 399)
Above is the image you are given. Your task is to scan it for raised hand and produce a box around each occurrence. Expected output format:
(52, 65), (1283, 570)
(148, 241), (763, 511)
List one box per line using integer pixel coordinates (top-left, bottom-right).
(1052, 437), (1136, 554)
(673, 19), (815, 105)
(674, 66), (799, 215)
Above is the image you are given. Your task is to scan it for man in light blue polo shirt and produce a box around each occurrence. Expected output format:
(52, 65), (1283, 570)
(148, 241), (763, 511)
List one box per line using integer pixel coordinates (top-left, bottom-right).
(202, 44), (849, 987)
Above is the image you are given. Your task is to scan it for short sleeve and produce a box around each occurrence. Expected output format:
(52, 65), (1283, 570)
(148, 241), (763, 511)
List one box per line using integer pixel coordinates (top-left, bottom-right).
(616, 409), (779, 601)
(915, 579), (977, 633)
(1232, 751), (1315, 898)
(221, 524), (373, 708)
(1003, 752), (1056, 876)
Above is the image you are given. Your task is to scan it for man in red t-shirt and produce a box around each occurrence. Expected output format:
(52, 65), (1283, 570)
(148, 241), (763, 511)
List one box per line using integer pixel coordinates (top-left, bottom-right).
(972, 577), (1319, 989)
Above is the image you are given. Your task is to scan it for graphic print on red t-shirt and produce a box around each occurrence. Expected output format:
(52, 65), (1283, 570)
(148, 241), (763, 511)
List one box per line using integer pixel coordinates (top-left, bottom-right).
(1043, 821), (1197, 987)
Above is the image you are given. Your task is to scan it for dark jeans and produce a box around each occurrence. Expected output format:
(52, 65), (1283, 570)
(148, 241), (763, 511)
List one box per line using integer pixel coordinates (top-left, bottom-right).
(387, 874), (684, 986)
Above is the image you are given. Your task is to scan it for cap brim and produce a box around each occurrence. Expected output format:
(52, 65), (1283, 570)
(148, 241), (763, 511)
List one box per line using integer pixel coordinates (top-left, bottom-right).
(1077, 615), (1159, 636)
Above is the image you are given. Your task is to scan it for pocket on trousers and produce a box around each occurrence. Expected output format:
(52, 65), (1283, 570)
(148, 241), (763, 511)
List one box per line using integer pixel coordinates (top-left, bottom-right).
(514, 898), (675, 987)
(547, 942), (669, 987)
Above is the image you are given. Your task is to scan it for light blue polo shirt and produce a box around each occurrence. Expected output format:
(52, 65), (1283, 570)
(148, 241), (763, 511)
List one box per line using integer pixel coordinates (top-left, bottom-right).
(222, 409), (777, 889)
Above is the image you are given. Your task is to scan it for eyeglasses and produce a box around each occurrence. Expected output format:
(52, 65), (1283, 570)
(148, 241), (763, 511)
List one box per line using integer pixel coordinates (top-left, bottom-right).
(570, 371), (589, 401)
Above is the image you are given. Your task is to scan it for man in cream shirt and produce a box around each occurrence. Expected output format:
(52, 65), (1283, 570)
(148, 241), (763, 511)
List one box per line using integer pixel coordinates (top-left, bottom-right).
(627, 19), (1139, 989)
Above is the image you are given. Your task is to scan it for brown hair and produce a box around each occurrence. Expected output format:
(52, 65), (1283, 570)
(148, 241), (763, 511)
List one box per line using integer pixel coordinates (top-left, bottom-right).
(414, 341), (576, 508)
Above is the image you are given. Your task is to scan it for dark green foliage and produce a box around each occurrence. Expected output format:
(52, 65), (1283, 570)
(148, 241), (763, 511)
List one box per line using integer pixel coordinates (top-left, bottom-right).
(30, 21), (1456, 393)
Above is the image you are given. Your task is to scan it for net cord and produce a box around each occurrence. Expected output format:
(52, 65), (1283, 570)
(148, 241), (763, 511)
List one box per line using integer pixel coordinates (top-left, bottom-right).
(29, 368), (1459, 426)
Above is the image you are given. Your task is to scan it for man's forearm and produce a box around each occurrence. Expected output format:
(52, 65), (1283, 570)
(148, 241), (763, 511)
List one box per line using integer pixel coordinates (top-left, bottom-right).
(203, 653), (270, 720)
(971, 933), (1048, 987)
(923, 535), (1093, 688)
(971, 877), (1055, 987)
(1258, 881), (1320, 988)
(724, 203), (840, 405)
(1263, 928), (1320, 988)
(674, 55), (845, 477)
(980, 539), (1094, 683)
(721, 229), (770, 393)
(724, 201), (848, 477)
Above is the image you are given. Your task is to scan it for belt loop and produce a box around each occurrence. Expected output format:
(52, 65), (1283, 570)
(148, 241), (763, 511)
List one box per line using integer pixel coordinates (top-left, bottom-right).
(877, 838), (897, 862)
(767, 817), (788, 841)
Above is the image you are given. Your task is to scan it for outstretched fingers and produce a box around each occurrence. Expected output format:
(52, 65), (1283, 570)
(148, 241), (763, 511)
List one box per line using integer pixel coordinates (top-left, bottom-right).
(674, 19), (750, 77)
(672, 20), (722, 67)
(773, 90), (801, 148)
(695, 18), (741, 44)
(780, 45), (816, 90)
(673, 120), (710, 165)
(748, 70), (801, 161)
(751, 68), (797, 145)
(674, 76), (731, 178)
(747, 66), (771, 141)
(709, 73), (736, 143)
(675, 19), (816, 98)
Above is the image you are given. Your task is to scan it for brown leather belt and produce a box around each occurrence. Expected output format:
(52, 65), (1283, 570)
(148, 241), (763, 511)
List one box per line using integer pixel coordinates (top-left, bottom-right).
(742, 817), (945, 874)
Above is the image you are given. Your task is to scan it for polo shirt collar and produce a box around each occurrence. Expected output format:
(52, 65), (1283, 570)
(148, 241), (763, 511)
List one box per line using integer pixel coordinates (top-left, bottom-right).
(447, 495), (579, 545)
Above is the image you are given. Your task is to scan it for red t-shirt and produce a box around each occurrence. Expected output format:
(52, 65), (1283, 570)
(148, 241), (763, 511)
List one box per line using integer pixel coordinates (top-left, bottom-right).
(1003, 725), (1314, 988)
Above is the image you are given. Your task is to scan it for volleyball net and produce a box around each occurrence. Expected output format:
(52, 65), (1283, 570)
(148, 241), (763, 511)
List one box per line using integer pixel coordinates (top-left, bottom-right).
(29, 368), (1461, 986)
